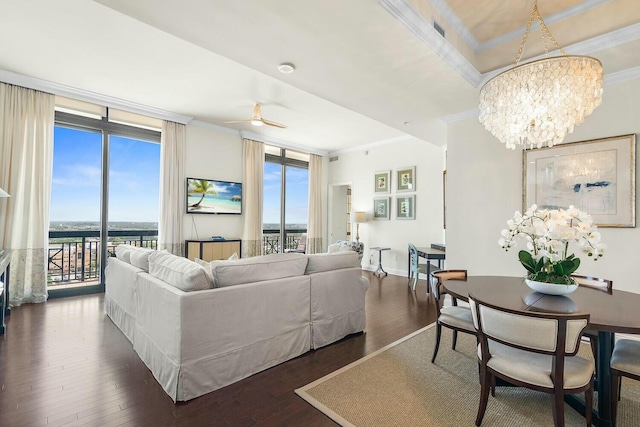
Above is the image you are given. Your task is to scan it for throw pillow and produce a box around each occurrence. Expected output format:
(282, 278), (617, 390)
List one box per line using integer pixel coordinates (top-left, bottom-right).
(115, 244), (134, 263)
(194, 258), (217, 288)
(227, 252), (239, 260)
(129, 247), (154, 272)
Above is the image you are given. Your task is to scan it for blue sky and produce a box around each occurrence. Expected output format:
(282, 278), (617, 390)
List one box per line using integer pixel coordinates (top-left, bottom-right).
(263, 162), (308, 225)
(51, 126), (308, 226)
(50, 126), (160, 223)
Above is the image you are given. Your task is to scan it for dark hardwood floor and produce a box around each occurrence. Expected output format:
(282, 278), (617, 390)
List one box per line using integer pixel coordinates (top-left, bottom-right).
(0, 271), (437, 426)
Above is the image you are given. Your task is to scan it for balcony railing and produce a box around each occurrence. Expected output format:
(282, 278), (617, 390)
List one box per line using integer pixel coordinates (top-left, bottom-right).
(48, 230), (158, 286)
(47, 228), (307, 286)
(262, 229), (306, 254)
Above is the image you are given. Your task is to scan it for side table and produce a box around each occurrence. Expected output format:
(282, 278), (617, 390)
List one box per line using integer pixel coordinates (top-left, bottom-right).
(370, 247), (391, 277)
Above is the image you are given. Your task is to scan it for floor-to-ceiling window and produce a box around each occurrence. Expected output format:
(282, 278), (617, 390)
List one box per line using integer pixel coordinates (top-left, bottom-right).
(263, 146), (309, 253)
(48, 105), (160, 297)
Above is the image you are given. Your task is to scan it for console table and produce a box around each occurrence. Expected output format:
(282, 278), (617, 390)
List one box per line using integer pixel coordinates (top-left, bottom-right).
(185, 239), (242, 262)
(0, 249), (12, 335)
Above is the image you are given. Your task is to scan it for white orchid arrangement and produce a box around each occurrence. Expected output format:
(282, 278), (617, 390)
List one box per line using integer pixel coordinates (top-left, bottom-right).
(499, 205), (606, 285)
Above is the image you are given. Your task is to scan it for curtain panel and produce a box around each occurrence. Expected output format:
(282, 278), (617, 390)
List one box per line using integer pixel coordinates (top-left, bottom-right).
(306, 154), (324, 254)
(241, 139), (264, 258)
(158, 121), (186, 256)
(0, 83), (55, 306)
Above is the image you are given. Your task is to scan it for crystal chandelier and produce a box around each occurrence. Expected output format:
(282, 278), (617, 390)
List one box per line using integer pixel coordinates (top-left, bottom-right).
(479, 1), (603, 150)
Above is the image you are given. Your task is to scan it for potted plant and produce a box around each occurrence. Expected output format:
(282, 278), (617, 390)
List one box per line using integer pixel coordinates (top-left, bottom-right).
(498, 204), (606, 295)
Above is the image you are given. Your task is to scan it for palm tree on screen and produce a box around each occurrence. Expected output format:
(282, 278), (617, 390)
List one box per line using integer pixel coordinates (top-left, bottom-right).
(188, 179), (218, 208)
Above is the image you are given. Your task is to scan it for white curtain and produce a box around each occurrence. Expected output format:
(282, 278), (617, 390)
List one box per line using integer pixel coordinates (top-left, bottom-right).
(307, 154), (324, 254)
(0, 83), (55, 306)
(241, 139), (264, 258)
(158, 121), (186, 256)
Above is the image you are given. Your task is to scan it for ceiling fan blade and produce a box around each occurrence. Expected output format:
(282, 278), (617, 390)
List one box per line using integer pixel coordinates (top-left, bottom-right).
(223, 119), (252, 124)
(261, 119), (287, 128)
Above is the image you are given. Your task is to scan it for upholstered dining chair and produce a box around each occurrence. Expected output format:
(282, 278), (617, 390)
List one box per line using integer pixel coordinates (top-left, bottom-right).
(429, 269), (473, 363)
(469, 294), (594, 427)
(610, 338), (640, 427)
(571, 275), (613, 375)
(408, 243), (429, 291)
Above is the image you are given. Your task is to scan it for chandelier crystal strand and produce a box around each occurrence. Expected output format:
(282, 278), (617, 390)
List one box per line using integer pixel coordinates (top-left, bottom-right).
(479, 1), (604, 150)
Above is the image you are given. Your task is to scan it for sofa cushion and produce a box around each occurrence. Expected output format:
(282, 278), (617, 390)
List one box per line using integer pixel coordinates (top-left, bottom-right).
(305, 252), (360, 274)
(210, 253), (308, 287)
(148, 251), (211, 292)
(129, 247), (155, 272)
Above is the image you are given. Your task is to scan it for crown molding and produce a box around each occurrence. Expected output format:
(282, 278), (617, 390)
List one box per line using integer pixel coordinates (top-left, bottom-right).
(476, 0), (613, 52)
(440, 108), (479, 124)
(384, 0), (638, 89)
(240, 130), (329, 157)
(0, 68), (193, 124)
(428, 0), (479, 50)
(379, 0), (482, 87)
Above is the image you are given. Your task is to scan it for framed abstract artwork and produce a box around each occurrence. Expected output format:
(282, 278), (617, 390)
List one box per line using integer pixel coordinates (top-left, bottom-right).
(395, 195), (415, 220)
(396, 166), (416, 192)
(374, 170), (391, 194)
(373, 197), (390, 220)
(523, 134), (636, 227)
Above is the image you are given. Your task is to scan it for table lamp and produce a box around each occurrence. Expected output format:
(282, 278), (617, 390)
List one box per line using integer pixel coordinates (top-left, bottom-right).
(351, 211), (367, 244)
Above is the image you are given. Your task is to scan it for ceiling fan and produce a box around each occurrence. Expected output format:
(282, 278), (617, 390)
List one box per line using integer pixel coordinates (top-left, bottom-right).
(224, 103), (287, 128)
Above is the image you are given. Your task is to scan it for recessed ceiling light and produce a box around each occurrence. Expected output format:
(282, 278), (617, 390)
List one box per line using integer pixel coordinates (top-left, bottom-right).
(278, 62), (296, 74)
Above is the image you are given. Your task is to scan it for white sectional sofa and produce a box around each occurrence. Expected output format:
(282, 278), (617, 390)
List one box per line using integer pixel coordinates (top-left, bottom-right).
(104, 246), (369, 402)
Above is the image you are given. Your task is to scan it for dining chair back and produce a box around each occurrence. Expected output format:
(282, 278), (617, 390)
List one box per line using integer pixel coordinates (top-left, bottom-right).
(571, 274), (613, 293)
(571, 274), (613, 378)
(469, 294), (594, 427)
(407, 243), (428, 291)
(429, 269), (472, 363)
(610, 338), (640, 427)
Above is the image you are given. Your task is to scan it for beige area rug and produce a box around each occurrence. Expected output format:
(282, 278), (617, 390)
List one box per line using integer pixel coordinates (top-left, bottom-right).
(296, 324), (640, 426)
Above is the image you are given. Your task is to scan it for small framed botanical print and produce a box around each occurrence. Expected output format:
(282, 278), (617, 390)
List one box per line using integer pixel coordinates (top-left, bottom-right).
(373, 197), (390, 220)
(396, 166), (416, 192)
(396, 195), (415, 220)
(374, 170), (391, 194)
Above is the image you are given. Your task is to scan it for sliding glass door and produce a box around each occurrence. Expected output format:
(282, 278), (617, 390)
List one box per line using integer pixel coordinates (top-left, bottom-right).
(263, 146), (309, 253)
(48, 111), (160, 296)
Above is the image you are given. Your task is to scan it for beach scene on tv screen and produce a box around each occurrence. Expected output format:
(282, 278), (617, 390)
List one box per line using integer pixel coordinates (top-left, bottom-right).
(187, 179), (241, 214)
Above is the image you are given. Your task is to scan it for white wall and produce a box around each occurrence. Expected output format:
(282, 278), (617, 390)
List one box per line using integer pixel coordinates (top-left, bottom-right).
(183, 124), (244, 241)
(447, 78), (640, 292)
(329, 138), (445, 274)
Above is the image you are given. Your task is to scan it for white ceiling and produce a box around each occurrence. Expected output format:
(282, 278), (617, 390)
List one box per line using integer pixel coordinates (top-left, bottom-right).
(1, 0), (639, 154)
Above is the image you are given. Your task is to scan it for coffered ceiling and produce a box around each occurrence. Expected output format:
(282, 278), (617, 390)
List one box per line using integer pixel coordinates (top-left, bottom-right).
(0, 0), (639, 153)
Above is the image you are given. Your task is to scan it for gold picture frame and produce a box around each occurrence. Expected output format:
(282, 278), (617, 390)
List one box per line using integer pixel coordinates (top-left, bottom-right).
(523, 134), (636, 227)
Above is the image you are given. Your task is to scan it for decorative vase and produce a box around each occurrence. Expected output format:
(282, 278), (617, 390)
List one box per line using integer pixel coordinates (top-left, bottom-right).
(524, 278), (579, 296)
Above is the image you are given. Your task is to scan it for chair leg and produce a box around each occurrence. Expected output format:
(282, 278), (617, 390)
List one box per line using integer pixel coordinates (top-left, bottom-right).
(452, 330), (458, 350)
(431, 323), (442, 363)
(551, 389), (565, 427)
(475, 367), (491, 426)
(585, 378), (593, 427)
(590, 336), (598, 378)
(611, 370), (619, 427)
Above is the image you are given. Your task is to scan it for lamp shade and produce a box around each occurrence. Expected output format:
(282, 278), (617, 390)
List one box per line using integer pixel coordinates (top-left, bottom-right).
(0, 187), (9, 198)
(352, 211), (367, 223)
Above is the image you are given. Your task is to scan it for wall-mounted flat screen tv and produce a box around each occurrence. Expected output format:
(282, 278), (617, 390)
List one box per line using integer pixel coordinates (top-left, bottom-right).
(186, 177), (242, 215)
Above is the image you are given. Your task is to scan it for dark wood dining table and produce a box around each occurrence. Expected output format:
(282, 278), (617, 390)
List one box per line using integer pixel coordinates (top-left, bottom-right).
(443, 275), (640, 427)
